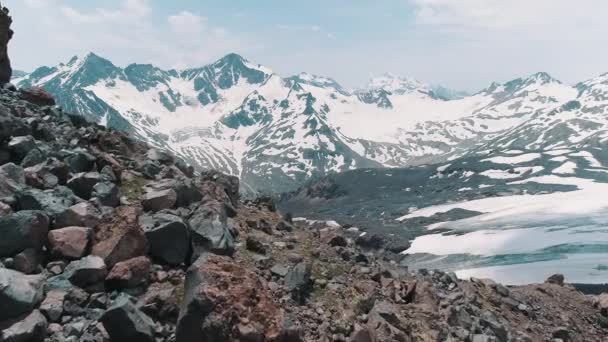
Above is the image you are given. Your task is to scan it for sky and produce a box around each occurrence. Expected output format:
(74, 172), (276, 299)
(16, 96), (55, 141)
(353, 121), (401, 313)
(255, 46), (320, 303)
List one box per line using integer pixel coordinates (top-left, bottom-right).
(5, 0), (608, 92)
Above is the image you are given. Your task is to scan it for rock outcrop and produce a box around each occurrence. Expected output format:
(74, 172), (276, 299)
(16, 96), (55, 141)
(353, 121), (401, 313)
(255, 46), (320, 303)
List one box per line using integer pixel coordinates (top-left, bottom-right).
(0, 4), (11, 85)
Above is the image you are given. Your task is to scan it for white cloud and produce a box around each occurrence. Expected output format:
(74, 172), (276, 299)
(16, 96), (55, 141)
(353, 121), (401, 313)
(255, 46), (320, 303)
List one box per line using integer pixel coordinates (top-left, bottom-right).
(61, 0), (150, 24)
(413, 0), (608, 35)
(168, 11), (205, 35)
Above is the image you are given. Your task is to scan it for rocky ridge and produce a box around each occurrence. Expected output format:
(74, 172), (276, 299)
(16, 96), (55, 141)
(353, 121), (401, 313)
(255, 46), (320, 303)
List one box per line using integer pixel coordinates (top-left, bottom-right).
(0, 85), (607, 341)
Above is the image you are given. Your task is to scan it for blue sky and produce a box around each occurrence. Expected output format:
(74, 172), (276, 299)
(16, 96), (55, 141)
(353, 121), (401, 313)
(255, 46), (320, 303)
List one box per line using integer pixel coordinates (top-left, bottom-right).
(7, 0), (608, 92)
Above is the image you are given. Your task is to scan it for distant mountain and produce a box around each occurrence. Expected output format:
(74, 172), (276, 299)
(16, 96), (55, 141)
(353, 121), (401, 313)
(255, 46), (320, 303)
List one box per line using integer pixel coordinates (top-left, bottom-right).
(11, 70), (27, 78)
(15, 53), (608, 193)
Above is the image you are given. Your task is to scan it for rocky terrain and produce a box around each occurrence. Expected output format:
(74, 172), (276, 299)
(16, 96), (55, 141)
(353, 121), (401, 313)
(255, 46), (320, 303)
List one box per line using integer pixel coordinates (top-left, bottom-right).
(0, 77), (607, 341)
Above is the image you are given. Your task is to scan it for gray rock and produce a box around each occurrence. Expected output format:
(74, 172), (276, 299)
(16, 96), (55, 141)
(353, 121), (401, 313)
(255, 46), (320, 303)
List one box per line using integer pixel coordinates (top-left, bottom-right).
(93, 182), (120, 207)
(39, 290), (66, 322)
(0, 210), (49, 257)
(100, 294), (155, 342)
(0, 269), (44, 321)
(67, 172), (101, 200)
(20, 148), (45, 168)
(16, 188), (74, 218)
(188, 202), (235, 260)
(545, 274), (565, 286)
(13, 248), (42, 274)
(140, 213), (189, 265)
(141, 189), (176, 212)
(64, 255), (107, 288)
(8, 135), (36, 163)
(64, 151), (96, 173)
(140, 161), (161, 179)
(0, 163), (25, 197)
(270, 265), (289, 277)
(285, 261), (312, 291)
(0, 310), (48, 342)
(55, 202), (101, 229)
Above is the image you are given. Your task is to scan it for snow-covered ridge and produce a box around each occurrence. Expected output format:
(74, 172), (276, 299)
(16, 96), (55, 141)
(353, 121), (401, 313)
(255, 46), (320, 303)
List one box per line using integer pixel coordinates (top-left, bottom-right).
(15, 52), (608, 193)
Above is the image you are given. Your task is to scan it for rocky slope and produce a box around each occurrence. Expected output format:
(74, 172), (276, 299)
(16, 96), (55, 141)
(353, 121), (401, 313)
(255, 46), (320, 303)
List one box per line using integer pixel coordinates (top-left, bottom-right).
(0, 79), (607, 341)
(16, 52), (595, 194)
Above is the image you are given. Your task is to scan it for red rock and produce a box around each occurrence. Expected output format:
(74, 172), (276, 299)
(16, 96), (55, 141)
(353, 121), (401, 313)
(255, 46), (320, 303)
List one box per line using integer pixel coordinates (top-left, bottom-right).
(19, 87), (55, 106)
(91, 206), (148, 268)
(176, 254), (292, 341)
(47, 226), (93, 259)
(106, 256), (150, 289)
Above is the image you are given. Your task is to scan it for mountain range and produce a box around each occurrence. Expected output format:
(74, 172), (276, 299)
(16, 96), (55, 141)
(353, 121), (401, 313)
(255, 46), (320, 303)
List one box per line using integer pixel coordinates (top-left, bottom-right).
(13, 52), (608, 193)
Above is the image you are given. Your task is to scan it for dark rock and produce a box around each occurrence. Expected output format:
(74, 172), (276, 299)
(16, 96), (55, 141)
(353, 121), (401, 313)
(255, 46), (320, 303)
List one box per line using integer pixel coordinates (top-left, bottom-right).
(93, 181), (120, 207)
(0, 210), (49, 257)
(106, 256), (150, 289)
(188, 201), (235, 260)
(8, 135), (36, 163)
(91, 206), (148, 268)
(246, 235), (268, 255)
(175, 159), (194, 178)
(0, 310), (48, 342)
(67, 172), (101, 200)
(55, 202), (101, 228)
(0, 268), (44, 321)
(545, 274), (565, 286)
(13, 248), (42, 274)
(47, 226), (93, 259)
(15, 188), (74, 218)
(20, 148), (45, 168)
(139, 213), (189, 265)
(285, 261), (312, 292)
(0, 7), (13, 86)
(141, 189), (176, 212)
(64, 150), (96, 173)
(64, 255), (107, 288)
(140, 161), (162, 179)
(275, 220), (294, 232)
(328, 234), (348, 247)
(100, 294), (155, 342)
(355, 234), (386, 250)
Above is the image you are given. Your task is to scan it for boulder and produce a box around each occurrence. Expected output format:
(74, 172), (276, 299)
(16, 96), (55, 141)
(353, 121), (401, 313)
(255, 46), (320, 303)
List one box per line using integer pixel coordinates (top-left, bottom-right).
(0, 269), (44, 321)
(20, 148), (45, 168)
(141, 189), (176, 212)
(13, 248), (42, 274)
(64, 150), (96, 173)
(64, 255), (107, 289)
(91, 206), (148, 268)
(18, 87), (56, 106)
(100, 294), (155, 342)
(0, 210), (49, 257)
(140, 213), (190, 265)
(138, 282), (180, 320)
(8, 135), (36, 163)
(0, 162), (25, 197)
(176, 254), (288, 341)
(39, 290), (66, 322)
(598, 293), (608, 317)
(67, 172), (101, 200)
(15, 188), (74, 218)
(285, 261), (312, 292)
(47, 226), (93, 259)
(188, 201), (235, 260)
(545, 274), (565, 286)
(55, 201), (101, 228)
(0, 310), (48, 342)
(93, 181), (120, 207)
(106, 256), (151, 289)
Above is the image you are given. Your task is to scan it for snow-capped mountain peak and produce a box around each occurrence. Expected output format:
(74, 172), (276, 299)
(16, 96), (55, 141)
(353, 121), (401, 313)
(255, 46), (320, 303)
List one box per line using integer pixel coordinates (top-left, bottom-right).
(16, 53), (608, 194)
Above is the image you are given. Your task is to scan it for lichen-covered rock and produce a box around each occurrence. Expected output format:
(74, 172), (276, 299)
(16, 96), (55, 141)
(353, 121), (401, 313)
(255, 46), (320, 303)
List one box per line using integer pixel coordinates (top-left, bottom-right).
(0, 210), (49, 257)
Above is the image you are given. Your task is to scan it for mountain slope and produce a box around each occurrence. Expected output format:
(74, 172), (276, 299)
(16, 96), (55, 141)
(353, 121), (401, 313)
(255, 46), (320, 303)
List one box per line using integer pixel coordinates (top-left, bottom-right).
(15, 53), (608, 193)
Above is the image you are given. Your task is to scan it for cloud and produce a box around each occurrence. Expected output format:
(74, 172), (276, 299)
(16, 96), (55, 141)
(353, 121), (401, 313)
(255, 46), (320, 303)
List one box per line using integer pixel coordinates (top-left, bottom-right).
(60, 0), (150, 24)
(168, 11), (206, 35)
(412, 0), (608, 36)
